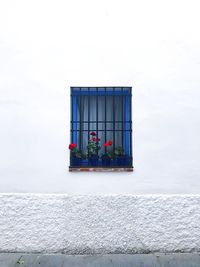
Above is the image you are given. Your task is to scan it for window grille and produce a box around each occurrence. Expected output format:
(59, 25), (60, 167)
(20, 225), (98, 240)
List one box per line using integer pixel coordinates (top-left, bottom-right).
(70, 87), (133, 169)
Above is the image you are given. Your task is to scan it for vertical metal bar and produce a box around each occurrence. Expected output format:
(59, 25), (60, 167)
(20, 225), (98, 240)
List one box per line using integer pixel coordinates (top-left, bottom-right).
(113, 87), (115, 154)
(79, 88), (82, 151)
(88, 87), (90, 164)
(96, 87), (98, 159)
(124, 94), (129, 155)
(130, 87), (132, 166)
(104, 87), (107, 153)
(71, 88), (78, 166)
(121, 87), (123, 151)
(72, 94), (77, 145)
(70, 87), (73, 144)
(70, 87), (72, 166)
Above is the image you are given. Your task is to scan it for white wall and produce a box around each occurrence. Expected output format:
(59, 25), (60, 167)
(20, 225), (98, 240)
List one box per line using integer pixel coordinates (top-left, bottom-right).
(1, 194), (200, 254)
(0, 0), (200, 194)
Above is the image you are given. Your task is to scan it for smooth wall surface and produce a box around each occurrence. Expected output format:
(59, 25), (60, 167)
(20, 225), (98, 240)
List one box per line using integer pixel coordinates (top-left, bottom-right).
(0, 0), (200, 193)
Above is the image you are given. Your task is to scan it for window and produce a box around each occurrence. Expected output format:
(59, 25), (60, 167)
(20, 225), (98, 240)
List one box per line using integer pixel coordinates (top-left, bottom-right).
(69, 87), (133, 170)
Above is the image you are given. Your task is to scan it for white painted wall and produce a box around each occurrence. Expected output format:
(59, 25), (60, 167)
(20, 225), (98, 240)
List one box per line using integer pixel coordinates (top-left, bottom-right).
(0, 0), (200, 194)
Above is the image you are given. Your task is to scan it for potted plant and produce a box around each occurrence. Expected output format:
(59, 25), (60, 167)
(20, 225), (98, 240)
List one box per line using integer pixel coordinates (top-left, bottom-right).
(69, 143), (82, 166)
(101, 140), (113, 166)
(114, 146), (126, 166)
(87, 132), (101, 166)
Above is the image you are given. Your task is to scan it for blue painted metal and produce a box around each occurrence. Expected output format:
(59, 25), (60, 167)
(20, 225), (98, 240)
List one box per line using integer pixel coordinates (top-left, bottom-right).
(72, 96), (77, 144)
(70, 87), (132, 168)
(71, 89), (130, 96)
(124, 95), (130, 156)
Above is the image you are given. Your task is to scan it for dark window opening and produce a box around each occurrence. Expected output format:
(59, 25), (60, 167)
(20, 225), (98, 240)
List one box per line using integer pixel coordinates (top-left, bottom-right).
(70, 87), (133, 169)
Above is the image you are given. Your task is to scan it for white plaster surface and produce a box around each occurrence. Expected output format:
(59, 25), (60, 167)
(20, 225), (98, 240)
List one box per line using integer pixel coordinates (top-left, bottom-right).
(0, 0), (200, 194)
(1, 194), (200, 253)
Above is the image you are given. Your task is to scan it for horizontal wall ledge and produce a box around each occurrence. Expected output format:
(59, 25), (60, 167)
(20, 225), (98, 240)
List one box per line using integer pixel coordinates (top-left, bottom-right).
(69, 167), (134, 172)
(0, 194), (200, 254)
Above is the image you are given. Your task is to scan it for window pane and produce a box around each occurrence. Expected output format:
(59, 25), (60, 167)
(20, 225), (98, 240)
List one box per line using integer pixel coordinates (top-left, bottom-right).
(89, 95), (96, 123)
(114, 130), (123, 148)
(106, 122), (113, 130)
(98, 96), (105, 121)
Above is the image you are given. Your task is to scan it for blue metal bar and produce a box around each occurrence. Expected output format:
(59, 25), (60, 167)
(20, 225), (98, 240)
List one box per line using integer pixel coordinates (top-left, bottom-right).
(88, 88), (90, 163)
(105, 87), (107, 154)
(121, 88), (124, 151)
(79, 88), (82, 150)
(130, 88), (133, 166)
(113, 88), (115, 153)
(72, 95), (77, 144)
(71, 91), (130, 96)
(71, 130), (130, 132)
(124, 95), (130, 155)
(96, 88), (99, 157)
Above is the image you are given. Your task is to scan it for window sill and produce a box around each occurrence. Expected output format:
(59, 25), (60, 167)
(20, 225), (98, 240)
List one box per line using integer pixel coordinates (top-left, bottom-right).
(69, 167), (134, 172)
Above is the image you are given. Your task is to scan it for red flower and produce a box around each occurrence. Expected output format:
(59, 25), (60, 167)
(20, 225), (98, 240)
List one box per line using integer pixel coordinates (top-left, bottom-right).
(69, 143), (77, 150)
(107, 140), (113, 146)
(104, 140), (113, 147)
(90, 132), (96, 136)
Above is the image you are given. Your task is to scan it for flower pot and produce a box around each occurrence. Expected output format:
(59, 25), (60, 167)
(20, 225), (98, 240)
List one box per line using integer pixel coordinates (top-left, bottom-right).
(101, 156), (111, 166)
(124, 155), (131, 166)
(111, 159), (117, 166)
(116, 155), (126, 166)
(71, 157), (82, 166)
(89, 155), (99, 166)
(116, 155), (131, 166)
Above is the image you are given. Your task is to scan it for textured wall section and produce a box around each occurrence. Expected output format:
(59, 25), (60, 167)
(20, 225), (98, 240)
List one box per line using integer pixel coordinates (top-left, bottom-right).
(0, 194), (200, 254)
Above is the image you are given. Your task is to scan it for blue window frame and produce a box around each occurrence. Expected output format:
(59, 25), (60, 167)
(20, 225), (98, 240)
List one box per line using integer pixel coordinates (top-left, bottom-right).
(70, 87), (133, 169)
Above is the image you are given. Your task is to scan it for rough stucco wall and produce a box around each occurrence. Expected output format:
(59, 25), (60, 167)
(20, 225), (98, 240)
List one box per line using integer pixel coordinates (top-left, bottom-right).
(1, 194), (200, 254)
